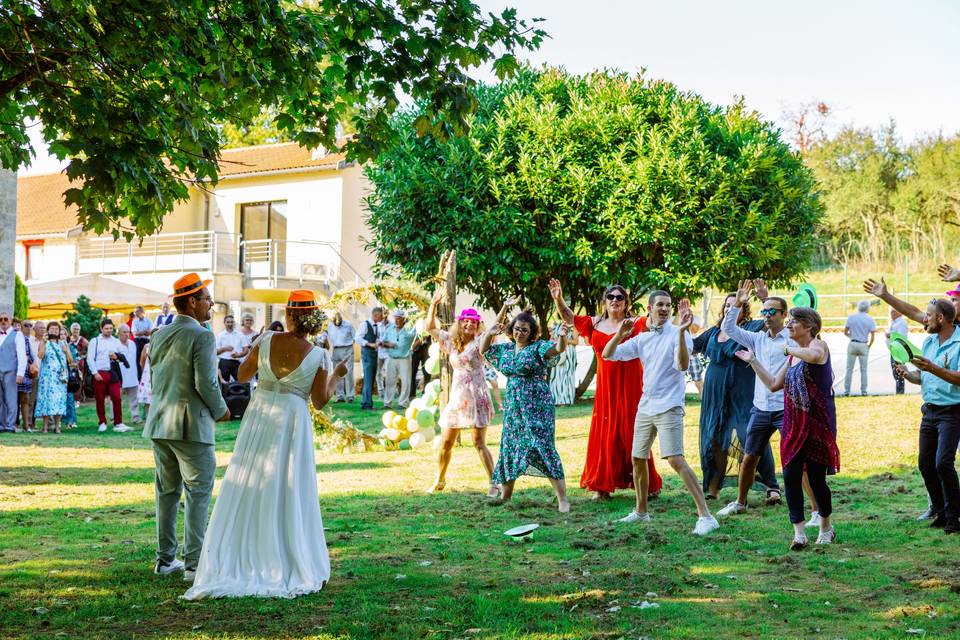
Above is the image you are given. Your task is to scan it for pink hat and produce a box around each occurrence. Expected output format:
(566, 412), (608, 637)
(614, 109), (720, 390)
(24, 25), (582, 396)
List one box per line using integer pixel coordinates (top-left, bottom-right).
(457, 308), (482, 322)
(946, 286), (960, 298)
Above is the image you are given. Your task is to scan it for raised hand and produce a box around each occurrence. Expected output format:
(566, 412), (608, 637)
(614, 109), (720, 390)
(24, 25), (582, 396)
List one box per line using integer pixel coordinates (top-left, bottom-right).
(862, 277), (887, 298)
(678, 298), (693, 331)
(734, 349), (756, 363)
(556, 322), (573, 339)
(491, 323), (505, 336)
(735, 279), (754, 306)
(752, 278), (769, 301)
(333, 357), (350, 378)
(938, 264), (960, 282)
(616, 317), (636, 338)
(548, 278), (563, 302)
(504, 295), (521, 308)
(431, 288), (445, 305)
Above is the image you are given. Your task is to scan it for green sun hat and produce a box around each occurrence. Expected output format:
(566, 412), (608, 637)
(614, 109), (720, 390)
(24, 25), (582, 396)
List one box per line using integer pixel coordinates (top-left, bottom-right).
(792, 283), (818, 310)
(889, 332), (921, 363)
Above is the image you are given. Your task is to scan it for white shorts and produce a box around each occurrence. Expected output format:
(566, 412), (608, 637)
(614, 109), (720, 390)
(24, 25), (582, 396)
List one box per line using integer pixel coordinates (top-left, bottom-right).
(632, 406), (685, 459)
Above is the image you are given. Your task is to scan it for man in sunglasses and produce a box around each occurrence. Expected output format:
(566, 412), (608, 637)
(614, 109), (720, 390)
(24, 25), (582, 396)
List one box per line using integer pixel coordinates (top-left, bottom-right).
(717, 279), (795, 518)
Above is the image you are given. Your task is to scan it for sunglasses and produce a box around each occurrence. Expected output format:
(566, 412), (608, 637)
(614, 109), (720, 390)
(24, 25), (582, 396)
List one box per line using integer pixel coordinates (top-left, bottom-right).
(759, 308), (783, 317)
(606, 293), (625, 302)
(513, 327), (531, 334)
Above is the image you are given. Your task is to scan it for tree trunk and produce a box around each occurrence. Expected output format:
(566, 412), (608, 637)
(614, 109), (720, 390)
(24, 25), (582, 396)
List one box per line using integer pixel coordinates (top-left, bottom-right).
(436, 250), (456, 410)
(575, 352), (597, 400)
(0, 169), (16, 316)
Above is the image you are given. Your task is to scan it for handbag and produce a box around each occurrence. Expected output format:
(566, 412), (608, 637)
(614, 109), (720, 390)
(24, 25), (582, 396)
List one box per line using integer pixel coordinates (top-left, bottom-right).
(67, 367), (81, 393)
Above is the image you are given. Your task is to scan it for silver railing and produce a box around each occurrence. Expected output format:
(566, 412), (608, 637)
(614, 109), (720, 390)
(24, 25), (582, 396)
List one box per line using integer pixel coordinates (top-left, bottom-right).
(77, 231), (239, 275)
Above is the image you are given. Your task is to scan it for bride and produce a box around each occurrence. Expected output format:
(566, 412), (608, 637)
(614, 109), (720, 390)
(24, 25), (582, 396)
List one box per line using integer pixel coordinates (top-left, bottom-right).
(183, 290), (348, 600)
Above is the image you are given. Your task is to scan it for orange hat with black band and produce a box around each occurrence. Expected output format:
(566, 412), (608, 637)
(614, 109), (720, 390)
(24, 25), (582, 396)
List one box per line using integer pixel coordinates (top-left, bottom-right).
(171, 273), (212, 298)
(286, 290), (319, 310)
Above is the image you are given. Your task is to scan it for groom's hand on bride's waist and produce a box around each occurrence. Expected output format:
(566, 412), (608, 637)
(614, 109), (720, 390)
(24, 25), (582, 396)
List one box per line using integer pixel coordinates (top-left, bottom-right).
(218, 410), (232, 422)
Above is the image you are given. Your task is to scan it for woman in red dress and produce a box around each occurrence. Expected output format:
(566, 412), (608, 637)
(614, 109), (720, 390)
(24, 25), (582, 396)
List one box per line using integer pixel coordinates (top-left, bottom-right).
(549, 279), (663, 500)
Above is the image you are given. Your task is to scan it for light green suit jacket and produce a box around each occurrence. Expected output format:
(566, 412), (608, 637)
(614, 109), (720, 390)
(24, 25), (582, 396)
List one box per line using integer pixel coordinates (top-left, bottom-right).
(142, 315), (228, 445)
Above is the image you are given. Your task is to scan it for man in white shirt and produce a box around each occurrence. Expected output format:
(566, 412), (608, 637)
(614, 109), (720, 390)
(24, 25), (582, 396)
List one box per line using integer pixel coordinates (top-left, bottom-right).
(603, 291), (719, 536)
(326, 312), (356, 402)
(718, 280), (798, 518)
(0, 311), (28, 433)
(887, 309), (909, 395)
(117, 325), (142, 424)
(87, 318), (130, 433)
(153, 302), (175, 334)
(844, 300), (877, 396)
(215, 315), (249, 383)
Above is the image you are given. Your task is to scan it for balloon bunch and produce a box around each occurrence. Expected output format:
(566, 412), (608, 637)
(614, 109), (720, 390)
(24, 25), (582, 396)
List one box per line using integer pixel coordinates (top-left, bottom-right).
(378, 379), (442, 450)
(423, 341), (442, 376)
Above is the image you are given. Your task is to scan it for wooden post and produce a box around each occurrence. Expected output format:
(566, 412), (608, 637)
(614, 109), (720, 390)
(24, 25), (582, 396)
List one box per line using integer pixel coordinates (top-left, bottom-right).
(436, 249), (456, 410)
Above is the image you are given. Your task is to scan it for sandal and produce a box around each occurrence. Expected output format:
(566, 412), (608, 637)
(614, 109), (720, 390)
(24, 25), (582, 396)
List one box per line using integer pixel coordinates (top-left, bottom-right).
(765, 489), (783, 506)
(426, 480), (446, 494)
(487, 484), (502, 499)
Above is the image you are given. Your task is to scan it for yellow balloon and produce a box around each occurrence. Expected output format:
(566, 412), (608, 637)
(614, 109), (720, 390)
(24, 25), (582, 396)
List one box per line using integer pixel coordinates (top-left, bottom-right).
(382, 411), (397, 429)
(405, 405), (419, 421)
(392, 415), (407, 431)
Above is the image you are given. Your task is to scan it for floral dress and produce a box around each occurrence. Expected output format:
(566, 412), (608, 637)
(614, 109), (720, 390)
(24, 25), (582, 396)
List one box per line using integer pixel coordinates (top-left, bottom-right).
(486, 340), (565, 483)
(35, 340), (69, 418)
(436, 330), (493, 429)
(138, 350), (153, 406)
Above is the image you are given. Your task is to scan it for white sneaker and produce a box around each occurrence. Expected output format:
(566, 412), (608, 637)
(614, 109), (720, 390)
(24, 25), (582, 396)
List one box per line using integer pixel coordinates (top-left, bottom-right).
(154, 558), (184, 575)
(618, 510), (651, 524)
(805, 511), (822, 528)
(693, 515), (720, 536)
(98, 423), (108, 433)
(815, 527), (836, 545)
(113, 423), (133, 433)
(183, 569), (196, 583)
(717, 501), (747, 517)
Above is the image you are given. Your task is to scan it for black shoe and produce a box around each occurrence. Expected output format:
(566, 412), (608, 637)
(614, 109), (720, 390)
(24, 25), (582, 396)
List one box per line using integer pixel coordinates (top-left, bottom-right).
(944, 519), (960, 534)
(930, 515), (947, 528)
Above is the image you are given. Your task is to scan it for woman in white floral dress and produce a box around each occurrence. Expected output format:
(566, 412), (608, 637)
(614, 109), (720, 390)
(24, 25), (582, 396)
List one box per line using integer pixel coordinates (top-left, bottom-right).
(425, 290), (516, 496)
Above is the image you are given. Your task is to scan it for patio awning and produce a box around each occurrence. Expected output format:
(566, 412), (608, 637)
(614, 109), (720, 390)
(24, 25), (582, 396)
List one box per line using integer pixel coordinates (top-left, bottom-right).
(26, 274), (168, 320)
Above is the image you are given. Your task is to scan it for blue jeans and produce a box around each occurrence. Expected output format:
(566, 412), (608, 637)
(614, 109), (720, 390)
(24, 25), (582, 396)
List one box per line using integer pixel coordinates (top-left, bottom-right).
(360, 348), (378, 409)
(742, 407), (783, 492)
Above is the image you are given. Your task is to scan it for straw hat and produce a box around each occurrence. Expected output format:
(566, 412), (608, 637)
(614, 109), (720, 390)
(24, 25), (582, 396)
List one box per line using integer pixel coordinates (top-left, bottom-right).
(171, 273), (212, 298)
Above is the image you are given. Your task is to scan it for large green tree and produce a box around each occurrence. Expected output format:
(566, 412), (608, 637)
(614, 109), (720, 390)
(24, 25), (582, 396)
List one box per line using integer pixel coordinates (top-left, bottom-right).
(0, 0), (544, 238)
(365, 68), (824, 324)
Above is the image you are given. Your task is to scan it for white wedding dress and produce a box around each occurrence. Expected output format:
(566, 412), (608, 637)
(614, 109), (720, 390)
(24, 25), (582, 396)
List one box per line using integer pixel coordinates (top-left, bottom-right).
(183, 333), (331, 600)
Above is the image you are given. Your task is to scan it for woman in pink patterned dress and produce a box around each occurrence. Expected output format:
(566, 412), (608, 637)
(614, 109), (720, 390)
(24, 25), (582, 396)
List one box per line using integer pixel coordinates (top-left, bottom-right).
(426, 289), (515, 496)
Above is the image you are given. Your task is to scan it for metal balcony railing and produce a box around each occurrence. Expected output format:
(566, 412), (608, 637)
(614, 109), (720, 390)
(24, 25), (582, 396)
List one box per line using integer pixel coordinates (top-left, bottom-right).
(77, 231), (239, 275)
(241, 239), (366, 287)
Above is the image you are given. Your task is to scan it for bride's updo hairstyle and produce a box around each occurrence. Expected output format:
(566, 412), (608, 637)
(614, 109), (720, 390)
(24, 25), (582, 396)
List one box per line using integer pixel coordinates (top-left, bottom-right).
(285, 290), (327, 337)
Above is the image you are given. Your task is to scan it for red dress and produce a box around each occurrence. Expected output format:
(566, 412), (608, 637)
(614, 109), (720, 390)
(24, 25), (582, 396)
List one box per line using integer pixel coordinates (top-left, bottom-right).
(575, 315), (663, 495)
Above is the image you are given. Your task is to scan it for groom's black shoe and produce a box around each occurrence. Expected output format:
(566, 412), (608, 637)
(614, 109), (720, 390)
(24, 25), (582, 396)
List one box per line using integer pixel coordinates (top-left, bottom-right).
(155, 558), (185, 575)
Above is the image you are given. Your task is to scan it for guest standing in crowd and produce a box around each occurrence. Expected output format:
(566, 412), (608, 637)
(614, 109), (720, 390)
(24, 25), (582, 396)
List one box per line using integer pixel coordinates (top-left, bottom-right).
(131, 306), (153, 380)
(409, 330), (432, 396)
(326, 312), (356, 403)
(548, 279), (663, 500)
(603, 293), (719, 535)
(374, 311), (390, 401)
(693, 293), (779, 501)
(886, 309), (909, 395)
(67, 323), (89, 403)
(357, 307), (385, 410)
(268, 321), (285, 332)
(215, 315), (248, 384)
(482, 313), (571, 512)
(381, 309), (417, 409)
(738, 306), (839, 549)
(62, 324), (79, 429)
(237, 313), (258, 351)
(28, 321), (45, 424)
(888, 299), (960, 534)
(844, 300), (876, 396)
(153, 302), (175, 332)
(138, 344), (153, 421)
(34, 322), (74, 434)
(0, 312), (28, 434)
(16, 320), (36, 432)
(87, 318), (131, 433)
(549, 322), (578, 406)
(117, 325), (141, 424)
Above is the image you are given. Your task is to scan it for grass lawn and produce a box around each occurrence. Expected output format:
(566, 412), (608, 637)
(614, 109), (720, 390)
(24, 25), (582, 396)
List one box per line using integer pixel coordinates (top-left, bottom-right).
(2, 395), (959, 639)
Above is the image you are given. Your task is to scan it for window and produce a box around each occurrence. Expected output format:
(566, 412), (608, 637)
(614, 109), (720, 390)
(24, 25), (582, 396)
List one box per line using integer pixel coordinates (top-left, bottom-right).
(240, 201), (288, 275)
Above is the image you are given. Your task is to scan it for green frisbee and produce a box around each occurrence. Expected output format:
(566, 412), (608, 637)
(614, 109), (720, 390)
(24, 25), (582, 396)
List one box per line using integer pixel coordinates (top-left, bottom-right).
(792, 283), (818, 310)
(889, 332), (921, 363)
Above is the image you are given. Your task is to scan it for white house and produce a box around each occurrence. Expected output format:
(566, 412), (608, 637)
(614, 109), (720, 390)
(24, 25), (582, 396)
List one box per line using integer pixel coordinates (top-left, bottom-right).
(15, 142), (378, 326)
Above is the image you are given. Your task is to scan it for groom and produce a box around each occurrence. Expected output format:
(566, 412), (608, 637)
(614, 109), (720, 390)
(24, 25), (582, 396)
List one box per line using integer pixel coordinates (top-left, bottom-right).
(143, 273), (230, 581)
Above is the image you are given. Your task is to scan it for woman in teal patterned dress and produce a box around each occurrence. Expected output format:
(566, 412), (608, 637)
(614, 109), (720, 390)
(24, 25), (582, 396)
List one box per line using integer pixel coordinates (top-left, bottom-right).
(34, 322), (74, 434)
(482, 312), (572, 512)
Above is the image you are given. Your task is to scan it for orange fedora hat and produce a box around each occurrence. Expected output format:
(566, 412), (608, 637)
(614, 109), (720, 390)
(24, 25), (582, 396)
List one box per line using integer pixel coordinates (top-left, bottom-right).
(286, 289), (319, 309)
(171, 272), (212, 298)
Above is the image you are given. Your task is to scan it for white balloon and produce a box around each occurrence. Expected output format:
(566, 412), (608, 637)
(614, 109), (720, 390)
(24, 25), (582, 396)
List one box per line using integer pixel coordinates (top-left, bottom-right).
(428, 342), (440, 358)
(420, 426), (435, 442)
(409, 432), (425, 448)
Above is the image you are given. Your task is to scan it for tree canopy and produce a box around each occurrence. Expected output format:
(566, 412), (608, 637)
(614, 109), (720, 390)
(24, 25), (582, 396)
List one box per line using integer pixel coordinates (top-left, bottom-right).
(63, 295), (104, 339)
(365, 67), (824, 324)
(0, 0), (544, 238)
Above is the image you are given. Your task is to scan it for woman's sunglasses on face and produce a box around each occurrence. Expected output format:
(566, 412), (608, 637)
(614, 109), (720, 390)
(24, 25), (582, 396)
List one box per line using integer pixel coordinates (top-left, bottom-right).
(759, 308), (782, 317)
(460, 319), (479, 326)
(606, 293), (625, 302)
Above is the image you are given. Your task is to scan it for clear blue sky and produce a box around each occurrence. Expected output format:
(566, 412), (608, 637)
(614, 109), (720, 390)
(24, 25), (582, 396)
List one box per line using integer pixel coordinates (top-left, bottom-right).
(23, 0), (959, 174)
